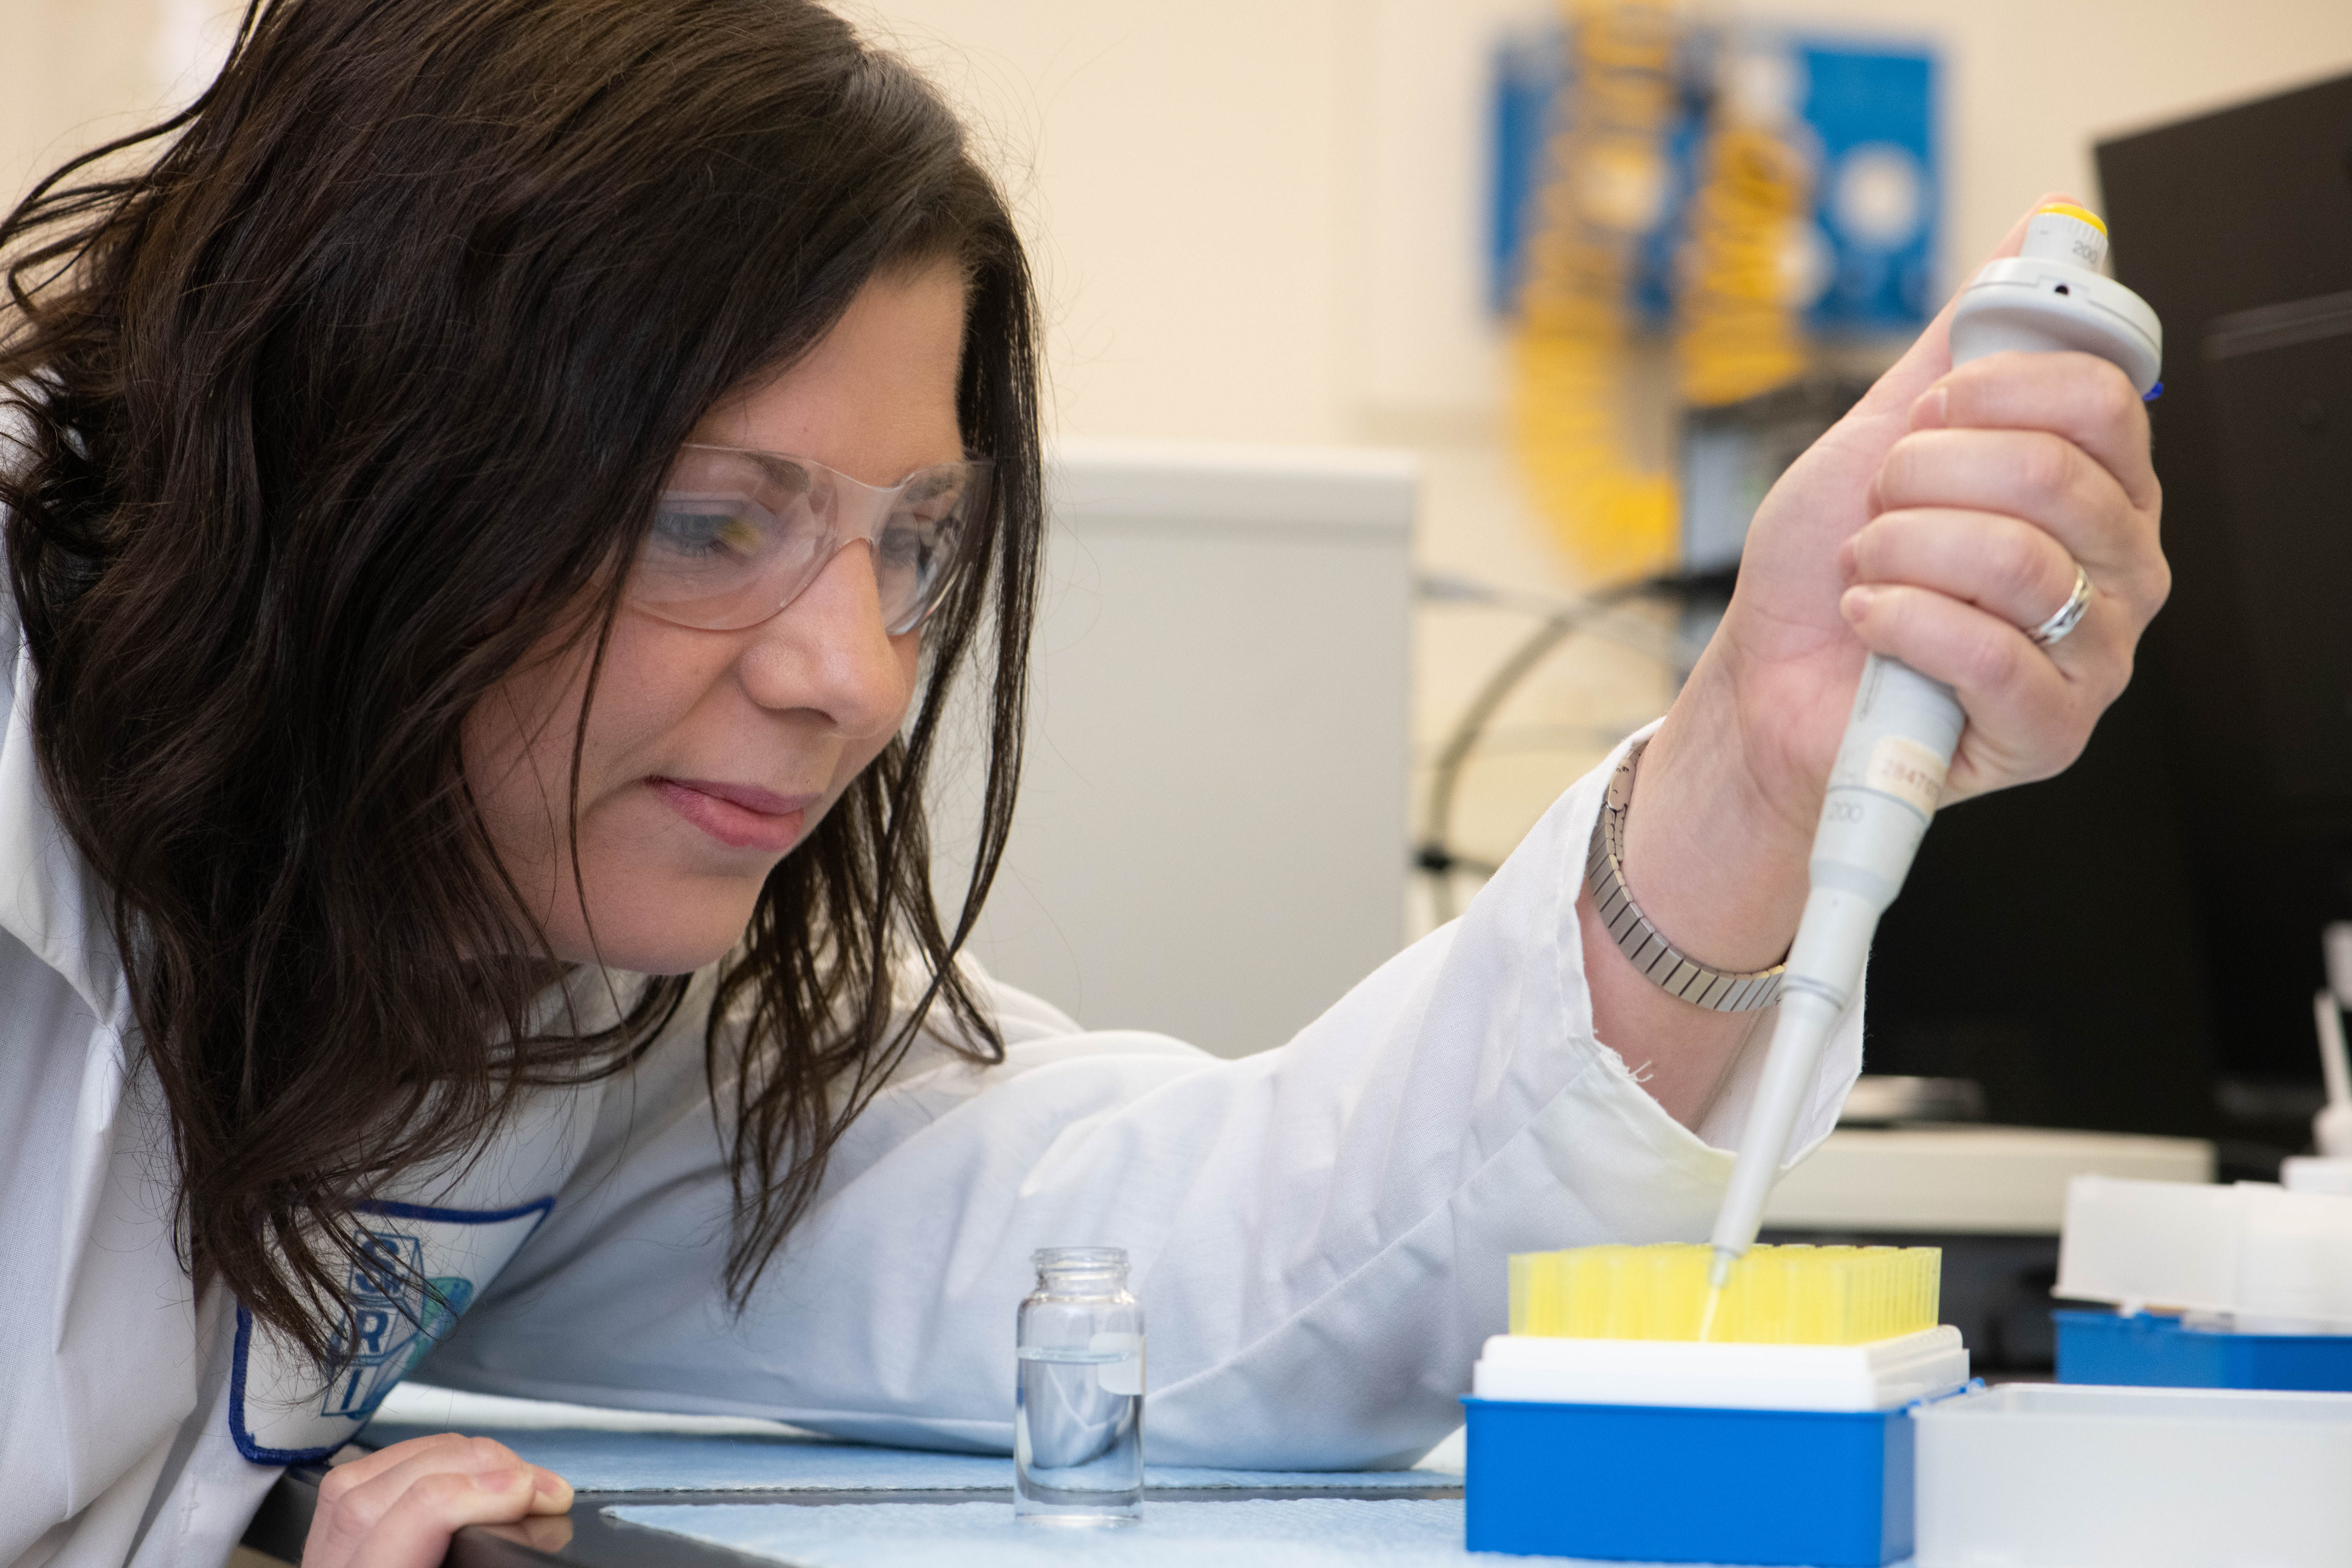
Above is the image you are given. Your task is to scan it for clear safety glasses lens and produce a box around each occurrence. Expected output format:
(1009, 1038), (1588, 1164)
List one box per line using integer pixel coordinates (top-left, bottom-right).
(630, 443), (991, 636)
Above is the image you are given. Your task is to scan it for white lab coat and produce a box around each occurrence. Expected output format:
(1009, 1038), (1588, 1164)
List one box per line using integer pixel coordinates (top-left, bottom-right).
(0, 598), (1861, 1565)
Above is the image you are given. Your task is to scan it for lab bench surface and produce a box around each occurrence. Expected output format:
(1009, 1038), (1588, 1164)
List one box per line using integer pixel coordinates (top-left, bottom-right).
(242, 1468), (1471, 1566)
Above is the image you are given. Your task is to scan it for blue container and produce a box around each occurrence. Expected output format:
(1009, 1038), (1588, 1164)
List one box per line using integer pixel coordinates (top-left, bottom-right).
(2054, 1308), (2352, 1392)
(1461, 1396), (1912, 1565)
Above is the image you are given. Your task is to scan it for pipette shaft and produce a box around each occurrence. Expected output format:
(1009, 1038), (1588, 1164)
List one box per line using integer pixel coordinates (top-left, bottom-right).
(2314, 991), (2351, 1109)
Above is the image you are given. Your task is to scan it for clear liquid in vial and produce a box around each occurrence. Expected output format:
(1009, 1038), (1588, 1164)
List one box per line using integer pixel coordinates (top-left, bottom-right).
(1014, 1339), (1142, 1523)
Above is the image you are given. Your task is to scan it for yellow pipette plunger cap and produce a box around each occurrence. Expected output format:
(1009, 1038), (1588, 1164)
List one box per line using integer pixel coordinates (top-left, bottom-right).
(2022, 201), (2109, 270)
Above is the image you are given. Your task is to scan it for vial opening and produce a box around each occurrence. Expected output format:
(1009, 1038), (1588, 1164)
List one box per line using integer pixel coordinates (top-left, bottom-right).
(1034, 1246), (1129, 1273)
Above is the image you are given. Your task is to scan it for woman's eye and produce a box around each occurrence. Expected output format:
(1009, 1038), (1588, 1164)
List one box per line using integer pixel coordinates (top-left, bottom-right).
(878, 523), (931, 570)
(650, 502), (764, 561)
(903, 475), (964, 516)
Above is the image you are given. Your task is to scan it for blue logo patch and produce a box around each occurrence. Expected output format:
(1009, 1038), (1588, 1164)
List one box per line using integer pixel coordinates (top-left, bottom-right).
(230, 1195), (552, 1465)
(317, 1228), (479, 1420)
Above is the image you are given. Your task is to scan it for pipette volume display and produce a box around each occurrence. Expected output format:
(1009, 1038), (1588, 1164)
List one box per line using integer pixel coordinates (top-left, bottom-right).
(1701, 206), (2163, 1301)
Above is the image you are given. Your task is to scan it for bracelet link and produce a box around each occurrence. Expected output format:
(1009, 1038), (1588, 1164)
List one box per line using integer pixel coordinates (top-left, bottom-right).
(1583, 737), (1787, 1014)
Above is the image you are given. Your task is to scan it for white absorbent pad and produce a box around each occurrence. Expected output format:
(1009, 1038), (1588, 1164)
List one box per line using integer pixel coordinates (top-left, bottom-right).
(606, 1499), (1580, 1567)
(360, 1386), (1462, 1493)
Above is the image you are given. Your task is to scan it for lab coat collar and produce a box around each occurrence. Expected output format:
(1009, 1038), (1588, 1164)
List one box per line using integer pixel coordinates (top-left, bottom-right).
(0, 614), (133, 1035)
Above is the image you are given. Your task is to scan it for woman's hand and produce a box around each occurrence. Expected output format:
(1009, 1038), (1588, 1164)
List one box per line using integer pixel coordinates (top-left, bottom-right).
(1686, 193), (2165, 836)
(302, 1433), (573, 1568)
(1592, 193), (2166, 1122)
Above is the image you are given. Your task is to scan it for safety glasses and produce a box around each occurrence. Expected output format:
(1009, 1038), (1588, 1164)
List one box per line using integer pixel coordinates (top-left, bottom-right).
(629, 443), (992, 636)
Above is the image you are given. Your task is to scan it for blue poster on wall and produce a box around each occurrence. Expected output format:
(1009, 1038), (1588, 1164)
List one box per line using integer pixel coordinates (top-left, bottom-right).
(1803, 44), (1938, 328)
(1488, 24), (1939, 335)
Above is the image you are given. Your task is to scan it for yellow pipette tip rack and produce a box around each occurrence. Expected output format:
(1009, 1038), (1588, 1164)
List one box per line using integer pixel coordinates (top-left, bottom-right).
(1509, 1242), (1941, 1345)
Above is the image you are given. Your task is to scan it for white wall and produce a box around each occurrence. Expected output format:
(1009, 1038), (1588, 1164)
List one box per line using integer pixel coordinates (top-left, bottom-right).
(1, 0), (161, 204)
(0, 0), (243, 204)
(844, 0), (1364, 447)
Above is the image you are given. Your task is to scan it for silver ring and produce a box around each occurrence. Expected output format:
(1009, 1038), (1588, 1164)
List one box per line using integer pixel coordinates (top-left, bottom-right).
(2029, 564), (2093, 647)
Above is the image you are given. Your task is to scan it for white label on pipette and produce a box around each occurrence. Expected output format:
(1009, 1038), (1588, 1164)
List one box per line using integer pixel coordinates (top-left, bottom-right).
(1865, 735), (1947, 816)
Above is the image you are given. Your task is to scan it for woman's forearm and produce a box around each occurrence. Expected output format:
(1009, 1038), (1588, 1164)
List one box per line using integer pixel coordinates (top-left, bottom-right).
(1579, 653), (1818, 1131)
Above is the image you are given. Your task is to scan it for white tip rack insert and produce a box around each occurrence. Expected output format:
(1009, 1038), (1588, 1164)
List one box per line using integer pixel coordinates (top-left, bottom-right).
(1472, 1327), (1969, 1413)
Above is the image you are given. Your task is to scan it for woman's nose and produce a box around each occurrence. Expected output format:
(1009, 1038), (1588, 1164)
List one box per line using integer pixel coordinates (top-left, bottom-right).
(736, 540), (913, 738)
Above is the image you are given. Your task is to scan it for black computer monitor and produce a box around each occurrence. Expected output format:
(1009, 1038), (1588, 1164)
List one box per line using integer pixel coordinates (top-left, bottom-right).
(1859, 69), (2352, 1156)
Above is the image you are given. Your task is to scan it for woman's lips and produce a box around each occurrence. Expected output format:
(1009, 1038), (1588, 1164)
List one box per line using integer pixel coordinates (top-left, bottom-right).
(649, 777), (815, 852)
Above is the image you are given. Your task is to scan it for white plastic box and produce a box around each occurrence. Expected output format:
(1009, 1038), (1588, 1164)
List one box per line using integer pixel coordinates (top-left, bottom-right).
(1914, 1382), (2352, 1567)
(2283, 1155), (2352, 1195)
(2055, 1174), (2352, 1331)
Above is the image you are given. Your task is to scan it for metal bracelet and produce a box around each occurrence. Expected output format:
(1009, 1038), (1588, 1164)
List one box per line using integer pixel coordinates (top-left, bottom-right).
(1583, 738), (1788, 1013)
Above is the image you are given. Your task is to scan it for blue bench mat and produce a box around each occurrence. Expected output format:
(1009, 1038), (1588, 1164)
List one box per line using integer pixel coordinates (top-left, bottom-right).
(359, 1422), (1459, 1495)
(606, 1498), (1572, 1566)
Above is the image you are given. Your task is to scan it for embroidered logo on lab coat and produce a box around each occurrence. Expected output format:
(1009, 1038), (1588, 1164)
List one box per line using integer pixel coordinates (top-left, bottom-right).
(230, 1196), (552, 1465)
(315, 1229), (477, 1420)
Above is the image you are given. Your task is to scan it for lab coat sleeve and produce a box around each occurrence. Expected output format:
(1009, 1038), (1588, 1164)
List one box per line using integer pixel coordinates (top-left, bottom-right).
(422, 729), (1863, 1469)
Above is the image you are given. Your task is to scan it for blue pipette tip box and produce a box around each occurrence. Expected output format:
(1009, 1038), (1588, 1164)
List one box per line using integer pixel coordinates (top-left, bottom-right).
(2054, 1308), (2352, 1392)
(1461, 1396), (1913, 1565)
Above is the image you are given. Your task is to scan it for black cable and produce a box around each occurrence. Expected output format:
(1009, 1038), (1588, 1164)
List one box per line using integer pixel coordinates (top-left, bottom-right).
(1419, 613), (1583, 924)
(1415, 568), (1730, 924)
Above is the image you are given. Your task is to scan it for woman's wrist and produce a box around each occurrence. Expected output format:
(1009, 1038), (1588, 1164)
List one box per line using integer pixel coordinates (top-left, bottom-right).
(1616, 651), (1816, 977)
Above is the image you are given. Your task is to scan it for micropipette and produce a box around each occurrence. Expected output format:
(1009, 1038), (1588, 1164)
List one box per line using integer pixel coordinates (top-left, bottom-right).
(1699, 204), (2163, 1333)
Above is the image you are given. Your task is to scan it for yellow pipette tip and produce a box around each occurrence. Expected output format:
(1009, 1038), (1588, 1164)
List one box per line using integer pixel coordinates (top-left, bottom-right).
(1508, 1242), (1941, 1345)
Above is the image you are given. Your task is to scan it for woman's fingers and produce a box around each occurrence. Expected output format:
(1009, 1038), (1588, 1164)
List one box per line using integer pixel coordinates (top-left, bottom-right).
(314, 1431), (475, 1498)
(1871, 429), (2155, 591)
(340, 1467), (537, 1568)
(1916, 349), (2158, 510)
(305, 1433), (572, 1568)
(1870, 346), (2167, 637)
(1842, 509), (2083, 637)
(1838, 579), (2127, 794)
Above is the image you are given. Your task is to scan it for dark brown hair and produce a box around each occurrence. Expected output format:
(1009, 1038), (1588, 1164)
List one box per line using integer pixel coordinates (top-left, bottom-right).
(0, 0), (1038, 1361)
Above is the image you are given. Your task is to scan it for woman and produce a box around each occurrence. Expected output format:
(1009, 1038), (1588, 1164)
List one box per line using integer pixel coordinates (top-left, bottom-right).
(0, 1), (2165, 1563)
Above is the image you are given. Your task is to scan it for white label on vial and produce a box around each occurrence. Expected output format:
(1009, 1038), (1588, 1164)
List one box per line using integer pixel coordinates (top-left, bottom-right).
(1091, 1332), (1144, 1396)
(1865, 735), (1947, 816)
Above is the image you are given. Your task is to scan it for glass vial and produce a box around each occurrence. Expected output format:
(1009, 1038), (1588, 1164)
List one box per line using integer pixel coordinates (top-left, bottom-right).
(1014, 1246), (1144, 1525)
